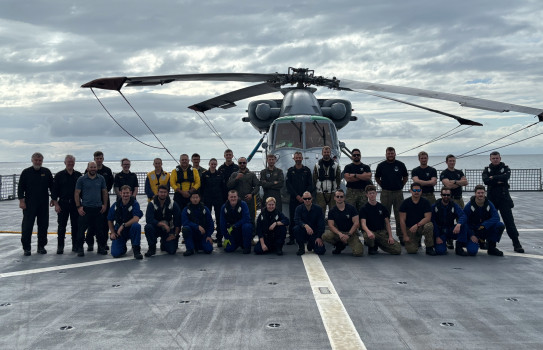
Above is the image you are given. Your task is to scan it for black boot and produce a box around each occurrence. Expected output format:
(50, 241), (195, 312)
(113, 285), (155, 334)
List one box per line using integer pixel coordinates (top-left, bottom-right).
(513, 239), (525, 253)
(145, 244), (156, 257)
(37, 246), (47, 254)
(97, 245), (108, 255)
(286, 235), (295, 245)
(368, 245), (378, 255)
(183, 249), (194, 256)
(487, 241), (503, 256)
(133, 246), (143, 259)
(425, 246), (437, 256)
(296, 244), (305, 256)
(455, 242), (467, 256)
(446, 239), (454, 250)
(479, 238), (487, 250)
(332, 243), (346, 255)
(57, 245), (64, 255)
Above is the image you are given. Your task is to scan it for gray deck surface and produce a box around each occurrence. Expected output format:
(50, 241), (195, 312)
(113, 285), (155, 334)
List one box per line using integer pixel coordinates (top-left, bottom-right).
(1, 193), (542, 349)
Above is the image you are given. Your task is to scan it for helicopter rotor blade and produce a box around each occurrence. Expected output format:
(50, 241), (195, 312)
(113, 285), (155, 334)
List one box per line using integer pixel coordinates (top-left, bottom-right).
(339, 78), (543, 119)
(189, 82), (281, 112)
(355, 90), (483, 126)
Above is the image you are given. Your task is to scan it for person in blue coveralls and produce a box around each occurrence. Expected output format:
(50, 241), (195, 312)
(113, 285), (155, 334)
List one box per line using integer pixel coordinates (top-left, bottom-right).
(463, 185), (505, 257)
(254, 196), (289, 256)
(107, 185), (143, 259)
(181, 192), (214, 256)
(431, 187), (468, 256)
(144, 185), (181, 256)
(220, 189), (253, 254)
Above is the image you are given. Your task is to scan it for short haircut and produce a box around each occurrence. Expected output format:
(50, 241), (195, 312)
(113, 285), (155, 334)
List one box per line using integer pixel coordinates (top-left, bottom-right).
(365, 185), (377, 193)
(153, 158), (162, 163)
(224, 149), (233, 154)
(418, 151), (428, 158)
(410, 182), (422, 190)
(445, 154), (455, 162)
(65, 154), (75, 161)
(440, 186), (452, 194)
(490, 151), (500, 157)
(322, 146), (331, 152)
(267, 153), (276, 159)
(265, 197), (276, 204)
(120, 185), (132, 192)
(180, 154), (189, 159)
(189, 191), (200, 197)
(335, 189), (345, 194)
(191, 153), (200, 159)
(31, 152), (44, 159)
(294, 151), (303, 157)
(93, 151), (104, 158)
(157, 185), (169, 192)
(386, 146), (395, 152)
(228, 189), (238, 196)
(209, 158), (217, 164)
(121, 158), (130, 164)
(351, 148), (361, 154)
(474, 184), (486, 192)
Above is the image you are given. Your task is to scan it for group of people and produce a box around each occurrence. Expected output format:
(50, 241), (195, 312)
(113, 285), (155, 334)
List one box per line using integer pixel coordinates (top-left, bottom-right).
(17, 146), (524, 259)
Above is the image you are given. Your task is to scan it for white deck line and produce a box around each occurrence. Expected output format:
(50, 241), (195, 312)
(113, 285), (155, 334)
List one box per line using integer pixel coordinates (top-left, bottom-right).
(301, 254), (367, 350)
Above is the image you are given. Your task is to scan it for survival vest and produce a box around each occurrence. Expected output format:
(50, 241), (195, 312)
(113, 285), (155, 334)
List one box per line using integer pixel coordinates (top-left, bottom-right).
(467, 196), (492, 227)
(175, 165), (195, 184)
(315, 159), (339, 193)
(185, 203), (208, 229)
(114, 197), (135, 224)
(152, 195), (174, 223)
(224, 200), (243, 226)
(147, 170), (169, 194)
(433, 201), (459, 227)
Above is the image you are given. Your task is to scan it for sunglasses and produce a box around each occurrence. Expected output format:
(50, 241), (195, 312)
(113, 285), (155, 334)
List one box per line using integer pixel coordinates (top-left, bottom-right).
(412, 189), (422, 192)
(352, 154), (361, 157)
(335, 195), (344, 198)
(441, 194), (451, 197)
(238, 162), (247, 164)
(303, 197), (312, 201)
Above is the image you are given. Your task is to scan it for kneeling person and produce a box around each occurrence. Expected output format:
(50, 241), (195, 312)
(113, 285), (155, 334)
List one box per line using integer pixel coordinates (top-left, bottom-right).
(293, 192), (326, 256)
(359, 185), (401, 255)
(220, 190), (254, 254)
(399, 183), (436, 255)
(181, 192), (214, 256)
(108, 186), (143, 259)
(322, 189), (364, 256)
(144, 185), (181, 256)
(464, 185), (505, 256)
(255, 197), (289, 255)
(432, 187), (468, 256)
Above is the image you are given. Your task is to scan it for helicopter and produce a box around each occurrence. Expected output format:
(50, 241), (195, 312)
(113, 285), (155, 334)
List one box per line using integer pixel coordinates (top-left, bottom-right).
(82, 67), (543, 207)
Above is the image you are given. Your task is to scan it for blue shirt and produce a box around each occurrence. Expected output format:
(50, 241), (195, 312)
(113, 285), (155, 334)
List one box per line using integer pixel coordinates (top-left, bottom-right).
(76, 174), (106, 208)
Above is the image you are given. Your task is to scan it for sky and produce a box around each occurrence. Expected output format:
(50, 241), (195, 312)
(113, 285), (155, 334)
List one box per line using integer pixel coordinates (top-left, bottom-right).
(1, 0), (543, 164)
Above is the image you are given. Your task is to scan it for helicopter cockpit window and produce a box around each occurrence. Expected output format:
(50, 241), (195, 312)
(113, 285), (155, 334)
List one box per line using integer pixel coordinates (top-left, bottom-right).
(305, 121), (333, 149)
(273, 122), (303, 149)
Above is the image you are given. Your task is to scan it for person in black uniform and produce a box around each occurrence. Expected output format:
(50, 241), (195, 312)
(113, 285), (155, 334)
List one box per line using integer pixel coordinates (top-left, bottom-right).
(411, 151), (438, 205)
(201, 158), (226, 247)
(343, 148), (372, 212)
(255, 197), (289, 255)
(218, 149), (239, 202)
(285, 151), (313, 245)
(114, 158), (139, 199)
(399, 182), (436, 255)
(482, 151), (524, 253)
(18, 152), (54, 256)
(50, 155), (82, 254)
(87, 150), (114, 251)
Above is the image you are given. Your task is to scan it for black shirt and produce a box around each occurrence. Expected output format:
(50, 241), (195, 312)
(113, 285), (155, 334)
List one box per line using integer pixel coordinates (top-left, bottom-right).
(375, 160), (408, 191)
(52, 169), (82, 202)
(399, 197), (431, 227)
(411, 166), (437, 193)
(18, 166), (54, 205)
(439, 169), (465, 198)
(218, 162), (239, 198)
(359, 202), (389, 231)
(343, 163), (372, 189)
(328, 203), (359, 232)
(114, 171), (139, 191)
(285, 165), (313, 197)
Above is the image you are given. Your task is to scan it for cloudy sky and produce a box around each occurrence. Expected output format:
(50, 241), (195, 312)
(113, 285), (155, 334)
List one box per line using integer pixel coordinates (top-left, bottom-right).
(1, 0), (542, 164)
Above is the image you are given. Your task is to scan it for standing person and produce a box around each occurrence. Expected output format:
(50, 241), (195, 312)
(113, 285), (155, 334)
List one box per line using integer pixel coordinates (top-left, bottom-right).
(74, 161), (109, 257)
(218, 149), (239, 201)
(464, 185), (505, 256)
(255, 197), (289, 256)
(431, 187), (468, 256)
(50, 155), (82, 254)
(227, 157), (259, 223)
(293, 191), (326, 256)
(322, 189), (364, 257)
(285, 151), (313, 245)
(313, 146), (341, 217)
(220, 190), (253, 254)
(89, 151), (114, 251)
(181, 192), (214, 256)
(108, 185), (143, 259)
(343, 148), (372, 211)
(144, 158), (170, 202)
(18, 152), (54, 256)
(114, 158), (139, 199)
(144, 185), (181, 256)
(170, 154), (201, 211)
(201, 158), (225, 247)
(440, 154), (469, 250)
(411, 151), (438, 205)
(482, 151), (524, 253)
(399, 183), (436, 255)
(260, 154), (285, 212)
(191, 153), (205, 178)
(359, 185), (402, 255)
(375, 146), (408, 244)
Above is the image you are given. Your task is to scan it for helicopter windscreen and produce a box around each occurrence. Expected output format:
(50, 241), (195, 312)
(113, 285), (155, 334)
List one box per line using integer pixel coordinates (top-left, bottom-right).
(305, 121), (333, 149)
(273, 122), (303, 149)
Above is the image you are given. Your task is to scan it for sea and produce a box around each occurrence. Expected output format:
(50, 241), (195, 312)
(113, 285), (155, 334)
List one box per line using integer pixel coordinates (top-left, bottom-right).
(1, 154), (543, 175)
